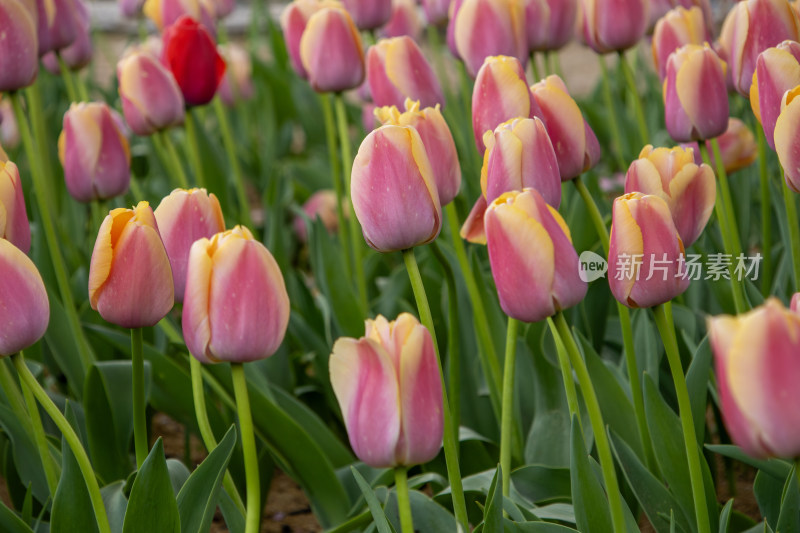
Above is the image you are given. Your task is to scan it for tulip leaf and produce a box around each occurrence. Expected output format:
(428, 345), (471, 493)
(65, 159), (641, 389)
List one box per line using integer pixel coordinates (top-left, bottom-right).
(569, 415), (612, 533)
(0, 500), (33, 533)
(122, 438), (181, 533)
(0, 403), (50, 505)
(481, 465), (502, 533)
(177, 425), (237, 533)
(385, 489), (457, 533)
(43, 288), (86, 398)
(719, 499), (733, 533)
(350, 467), (394, 533)
(705, 445), (792, 480)
(101, 481), (129, 533)
(502, 521), (578, 532)
(218, 487), (245, 533)
(685, 336), (712, 444)
(511, 465), (571, 505)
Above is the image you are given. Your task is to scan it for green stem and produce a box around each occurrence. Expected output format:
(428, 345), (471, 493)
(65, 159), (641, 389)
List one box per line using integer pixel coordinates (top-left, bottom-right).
(232, 363), (261, 533)
(597, 57), (627, 171)
(711, 138), (743, 257)
(184, 109), (207, 189)
(190, 357), (247, 516)
(75, 72), (90, 102)
(500, 317), (518, 498)
(20, 355), (59, 494)
(56, 54), (79, 103)
(781, 170), (800, 292)
(653, 303), (711, 533)
(158, 131), (190, 189)
(394, 467), (414, 533)
(335, 94), (368, 312)
(546, 318), (581, 430)
(530, 52), (541, 82)
(756, 128), (773, 297)
(9, 92), (94, 373)
(321, 93), (351, 273)
(553, 312), (626, 533)
(213, 96), (253, 230)
(618, 51), (649, 145)
(402, 248), (468, 531)
(574, 178), (609, 251)
(131, 328), (148, 469)
(12, 353), (112, 533)
(25, 84), (54, 191)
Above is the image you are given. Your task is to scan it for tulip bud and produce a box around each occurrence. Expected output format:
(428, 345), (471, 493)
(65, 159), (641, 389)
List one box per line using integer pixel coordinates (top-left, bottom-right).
(652, 6), (708, 81)
(792, 292), (800, 313)
(0, 100), (19, 151)
(342, 0), (392, 30)
(144, 0), (215, 31)
(663, 44), (729, 142)
(293, 190), (345, 242)
(351, 125), (441, 252)
(217, 43), (254, 106)
(709, 299), (800, 459)
(530, 74), (600, 180)
(183, 226), (289, 363)
(154, 188), (225, 303)
(650, 0), (712, 31)
(280, 0), (324, 79)
(330, 313), (443, 468)
(625, 145), (715, 247)
(118, 50), (185, 136)
(472, 55), (541, 154)
(609, 192), (690, 308)
(300, 6), (365, 93)
(580, 0), (648, 54)
(0, 162), (31, 254)
(683, 118), (758, 174)
(89, 202), (174, 328)
(42, 0), (92, 73)
(485, 188), (587, 322)
(375, 99), (461, 205)
(379, 0), (422, 40)
(750, 41), (800, 150)
(58, 102), (131, 203)
(454, 0), (528, 77)
(162, 15), (226, 108)
(0, 238), (49, 356)
(423, 0), (450, 25)
(775, 85), (800, 192)
(446, 0), (464, 58)
(367, 37), (444, 109)
(718, 0), (800, 96)
(526, 0), (578, 52)
(36, 0), (79, 56)
(0, 0), (38, 92)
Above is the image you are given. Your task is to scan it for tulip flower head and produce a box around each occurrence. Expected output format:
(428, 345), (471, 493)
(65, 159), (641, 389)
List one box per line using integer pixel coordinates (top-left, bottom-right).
(0, 0), (38, 92)
(330, 313), (443, 468)
(0, 238), (49, 356)
(625, 145), (715, 247)
(709, 299), (800, 458)
(652, 6), (709, 81)
(580, 0), (649, 54)
(423, 0), (449, 25)
(775, 85), (800, 192)
(120, 0), (145, 17)
(293, 190), (346, 242)
(36, 0), (79, 56)
(454, 0), (528, 77)
(792, 293), (800, 313)
(683, 118), (758, 174)
(300, 5), (366, 93)
(525, 0), (578, 52)
(162, 15), (226, 108)
(89, 202), (174, 328)
(379, 0), (423, 40)
(217, 43), (255, 106)
(59, 102), (132, 203)
(608, 192), (690, 308)
(182, 226), (290, 363)
(750, 40), (800, 149)
(144, 0), (214, 31)
(351, 125), (442, 252)
(0, 161), (30, 254)
(341, 0), (393, 30)
(367, 36), (444, 109)
(280, 0), (329, 79)
(485, 188), (587, 322)
(375, 99), (461, 205)
(42, 0), (92, 73)
(650, 0), (712, 30)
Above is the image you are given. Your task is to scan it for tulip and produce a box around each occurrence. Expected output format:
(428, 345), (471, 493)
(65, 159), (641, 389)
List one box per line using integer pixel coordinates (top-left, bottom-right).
(293, 189), (345, 242)
(379, 0), (422, 40)
(42, 0), (92, 73)
(529, 74), (601, 180)
(375, 99), (462, 205)
(0, 0), (38, 92)
(89, 202), (174, 328)
(528, 0), (578, 52)
(580, 0), (648, 54)
(351, 125), (441, 252)
(36, 0), (78, 56)
(58, 102), (131, 203)
(162, 15), (226, 108)
(663, 44), (729, 142)
(650, 0), (712, 30)
(217, 43), (254, 106)
(625, 145), (715, 247)
(446, 0), (464, 58)
(280, 0), (324, 79)
(709, 299), (800, 458)
(300, 6), (365, 93)
(367, 37), (444, 111)
(454, 0), (528, 77)
(118, 49), (186, 136)
(0, 162), (30, 254)
(485, 188), (587, 322)
(362, 102), (378, 131)
(183, 226), (289, 363)
(342, 0), (393, 30)
(652, 6), (708, 81)
(792, 292), (800, 313)
(472, 55), (541, 154)
(750, 41), (800, 149)
(0, 100), (19, 151)
(718, 0), (800, 96)
(154, 188), (225, 303)
(144, 0), (215, 31)
(329, 313), (443, 468)
(683, 118), (758, 174)
(608, 192), (690, 308)
(775, 85), (800, 192)
(0, 238), (49, 356)
(423, 0), (450, 25)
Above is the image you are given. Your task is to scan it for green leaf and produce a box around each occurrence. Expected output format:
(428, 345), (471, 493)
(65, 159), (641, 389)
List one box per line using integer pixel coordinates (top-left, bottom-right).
(385, 490), (456, 533)
(524, 346), (571, 468)
(218, 489), (245, 533)
(754, 470), (784, 529)
(569, 415), (612, 533)
(177, 425), (237, 533)
(350, 467), (394, 533)
(122, 439), (181, 533)
(101, 481), (127, 533)
(483, 466), (502, 533)
(511, 465), (570, 505)
(502, 521), (578, 532)
(719, 499), (733, 533)
(43, 288), (86, 398)
(0, 500), (33, 533)
(775, 467), (800, 533)
(167, 460), (191, 497)
(685, 337), (712, 444)
(705, 445), (792, 480)
(0, 404), (49, 504)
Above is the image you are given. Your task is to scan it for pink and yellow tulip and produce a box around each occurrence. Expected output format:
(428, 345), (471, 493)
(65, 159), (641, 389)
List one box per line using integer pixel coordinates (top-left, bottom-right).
(0, 161), (30, 254)
(367, 36), (444, 109)
(774, 85), (800, 192)
(379, 0), (422, 40)
(0, 0), (38, 92)
(652, 6), (709, 81)
(341, 0), (393, 30)
(750, 40), (800, 149)
(525, 0), (578, 52)
(580, 0), (648, 54)
(300, 5), (365, 93)
(0, 238), (49, 356)
(453, 0), (527, 77)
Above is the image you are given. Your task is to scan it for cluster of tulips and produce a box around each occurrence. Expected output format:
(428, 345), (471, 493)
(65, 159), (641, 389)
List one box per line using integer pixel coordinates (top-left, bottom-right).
(2, 0), (800, 531)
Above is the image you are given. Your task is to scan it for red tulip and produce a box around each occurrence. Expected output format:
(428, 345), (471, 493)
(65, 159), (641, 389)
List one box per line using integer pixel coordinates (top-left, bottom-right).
(162, 15), (226, 107)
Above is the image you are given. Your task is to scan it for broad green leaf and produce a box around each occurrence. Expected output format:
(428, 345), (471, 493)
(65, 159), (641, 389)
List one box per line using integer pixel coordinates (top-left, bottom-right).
(685, 337), (712, 444)
(122, 439), (181, 533)
(524, 346), (571, 468)
(511, 466), (570, 505)
(502, 521), (578, 532)
(350, 467), (394, 533)
(0, 500), (33, 533)
(43, 289), (86, 398)
(385, 490), (457, 533)
(775, 467), (800, 533)
(483, 466), (502, 533)
(569, 416), (612, 533)
(719, 499), (733, 533)
(705, 445), (791, 480)
(101, 481), (128, 533)
(218, 489), (245, 533)
(0, 404), (49, 504)
(177, 425), (237, 533)
(167, 460), (191, 496)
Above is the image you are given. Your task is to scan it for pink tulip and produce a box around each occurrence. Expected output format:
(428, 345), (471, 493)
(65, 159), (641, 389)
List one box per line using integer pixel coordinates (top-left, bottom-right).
(423, 0), (450, 25)
(0, 100), (20, 151)
(454, 0), (527, 77)
(0, 0), (38, 91)
(36, 0), (79, 56)
(652, 6), (709, 81)
(682, 118), (758, 174)
(485, 188), (587, 322)
(792, 293), (800, 313)
(89, 202), (174, 328)
(0, 162), (30, 254)
(379, 0), (422, 40)
(300, 6), (366, 93)
(709, 299), (800, 458)
(293, 190), (345, 242)
(217, 43), (255, 106)
(342, 0), (393, 30)
(280, 0), (325, 80)
(446, 0), (464, 58)
(0, 238), (49, 356)
(531, 0), (578, 51)
(774, 85), (800, 192)
(120, 0), (145, 17)
(183, 226), (290, 363)
(42, 0), (92, 73)
(351, 125), (441, 252)
(750, 41), (800, 149)
(580, 0), (648, 54)
(367, 37), (444, 109)
(330, 313), (443, 468)
(649, 0), (712, 31)
(118, 49), (185, 136)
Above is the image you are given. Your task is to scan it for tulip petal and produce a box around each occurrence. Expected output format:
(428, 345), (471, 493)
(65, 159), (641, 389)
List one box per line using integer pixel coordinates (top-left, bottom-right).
(459, 195), (488, 244)
(0, 238), (49, 356)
